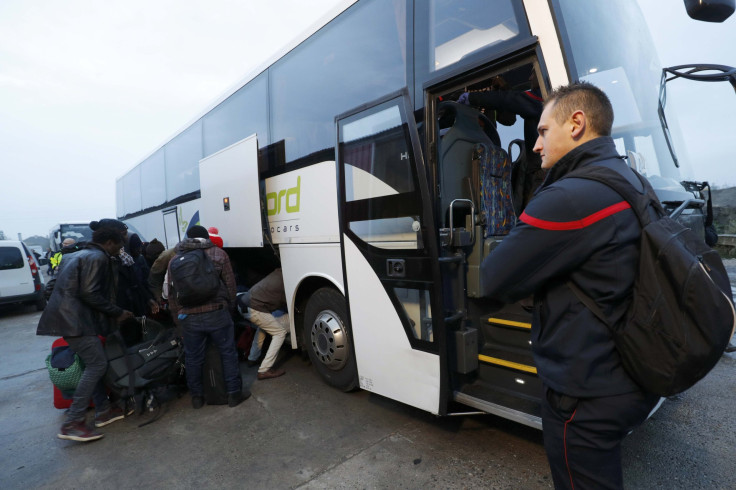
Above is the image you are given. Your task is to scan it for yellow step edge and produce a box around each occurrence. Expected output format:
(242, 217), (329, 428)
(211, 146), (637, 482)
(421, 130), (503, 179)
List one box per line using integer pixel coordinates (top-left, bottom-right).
(487, 317), (532, 329)
(478, 354), (538, 374)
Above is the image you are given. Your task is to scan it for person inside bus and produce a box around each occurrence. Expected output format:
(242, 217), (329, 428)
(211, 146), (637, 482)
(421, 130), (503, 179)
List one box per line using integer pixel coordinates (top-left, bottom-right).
(458, 72), (544, 214)
(480, 82), (659, 489)
(246, 268), (289, 380)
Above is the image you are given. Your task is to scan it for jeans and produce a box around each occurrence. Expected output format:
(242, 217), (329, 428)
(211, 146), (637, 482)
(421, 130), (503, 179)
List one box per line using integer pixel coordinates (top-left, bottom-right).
(248, 327), (264, 362)
(63, 336), (110, 422)
(181, 308), (242, 395)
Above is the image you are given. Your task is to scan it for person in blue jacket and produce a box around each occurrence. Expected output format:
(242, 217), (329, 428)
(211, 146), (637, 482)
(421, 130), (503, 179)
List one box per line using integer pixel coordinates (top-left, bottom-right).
(480, 81), (659, 489)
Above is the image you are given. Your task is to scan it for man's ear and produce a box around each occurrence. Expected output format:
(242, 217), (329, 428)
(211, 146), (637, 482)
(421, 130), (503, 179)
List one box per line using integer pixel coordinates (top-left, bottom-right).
(570, 110), (586, 139)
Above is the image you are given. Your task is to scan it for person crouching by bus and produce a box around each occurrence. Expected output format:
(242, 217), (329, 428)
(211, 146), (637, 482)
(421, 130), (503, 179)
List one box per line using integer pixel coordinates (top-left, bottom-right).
(247, 268), (289, 380)
(167, 225), (249, 409)
(37, 227), (134, 442)
(480, 82), (659, 489)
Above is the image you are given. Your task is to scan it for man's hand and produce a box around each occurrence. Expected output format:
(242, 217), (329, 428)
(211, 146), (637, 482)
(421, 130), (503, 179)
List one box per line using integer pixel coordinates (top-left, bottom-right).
(117, 310), (134, 322)
(148, 299), (160, 315)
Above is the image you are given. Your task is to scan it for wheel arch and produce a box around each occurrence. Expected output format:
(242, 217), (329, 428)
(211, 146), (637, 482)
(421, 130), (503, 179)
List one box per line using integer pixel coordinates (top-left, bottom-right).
(292, 275), (344, 350)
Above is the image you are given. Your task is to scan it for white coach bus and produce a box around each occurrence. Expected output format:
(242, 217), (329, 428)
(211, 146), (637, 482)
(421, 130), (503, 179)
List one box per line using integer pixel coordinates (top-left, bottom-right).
(116, 0), (732, 428)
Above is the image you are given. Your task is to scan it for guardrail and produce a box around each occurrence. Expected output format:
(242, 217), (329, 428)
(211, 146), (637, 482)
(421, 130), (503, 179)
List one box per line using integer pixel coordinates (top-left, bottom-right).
(717, 234), (736, 258)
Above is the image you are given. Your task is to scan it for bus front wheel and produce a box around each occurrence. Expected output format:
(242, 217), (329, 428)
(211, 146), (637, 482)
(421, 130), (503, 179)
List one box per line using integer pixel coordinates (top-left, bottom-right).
(303, 287), (358, 392)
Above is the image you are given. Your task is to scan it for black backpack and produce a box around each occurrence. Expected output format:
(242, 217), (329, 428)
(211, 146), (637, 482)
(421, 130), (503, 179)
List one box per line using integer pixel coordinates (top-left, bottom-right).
(169, 249), (221, 307)
(567, 165), (736, 397)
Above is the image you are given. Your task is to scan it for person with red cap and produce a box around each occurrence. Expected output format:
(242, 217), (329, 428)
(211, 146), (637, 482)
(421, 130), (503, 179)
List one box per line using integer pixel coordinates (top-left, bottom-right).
(208, 227), (223, 248)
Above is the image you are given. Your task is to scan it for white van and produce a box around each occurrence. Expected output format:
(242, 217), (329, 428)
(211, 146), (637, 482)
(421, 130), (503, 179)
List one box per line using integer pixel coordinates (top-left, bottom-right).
(0, 240), (46, 311)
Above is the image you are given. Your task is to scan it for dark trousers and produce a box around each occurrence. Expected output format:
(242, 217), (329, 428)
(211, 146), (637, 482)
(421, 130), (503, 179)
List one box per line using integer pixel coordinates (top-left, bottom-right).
(181, 308), (241, 395)
(541, 385), (660, 489)
(63, 335), (110, 422)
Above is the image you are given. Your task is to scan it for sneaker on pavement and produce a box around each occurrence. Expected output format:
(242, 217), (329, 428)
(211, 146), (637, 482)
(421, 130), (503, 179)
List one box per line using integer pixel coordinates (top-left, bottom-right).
(257, 368), (285, 380)
(192, 395), (205, 409)
(95, 406), (126, 428)
(58, 420), (104, 442)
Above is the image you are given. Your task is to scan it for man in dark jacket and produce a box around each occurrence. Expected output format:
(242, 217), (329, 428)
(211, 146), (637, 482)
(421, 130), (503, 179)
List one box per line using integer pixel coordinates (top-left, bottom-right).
(37, 227), (133, 442)
(480, 82), (659, 489)
(167, 225), (248, 409)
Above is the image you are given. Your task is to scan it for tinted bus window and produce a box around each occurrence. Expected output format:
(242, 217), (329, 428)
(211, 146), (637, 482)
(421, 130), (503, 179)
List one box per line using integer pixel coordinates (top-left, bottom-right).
(122, 165), (142, 216)
(203, 72), (269, 156)
(428, 0), (525, 72)
(116, 179), (124, 217)
(165, 120), (203, 201)
(141, 149), (166, 209)
(271, 0), (407, 164)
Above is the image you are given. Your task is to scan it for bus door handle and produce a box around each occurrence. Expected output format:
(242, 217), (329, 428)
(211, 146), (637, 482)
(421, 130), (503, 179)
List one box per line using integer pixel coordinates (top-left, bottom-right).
(444, 310), (464, 324)
(448, 199), (475, 246)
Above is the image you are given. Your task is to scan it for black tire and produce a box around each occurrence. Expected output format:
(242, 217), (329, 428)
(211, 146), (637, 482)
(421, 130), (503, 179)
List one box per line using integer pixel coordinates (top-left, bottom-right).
(303, 287), (358, 392)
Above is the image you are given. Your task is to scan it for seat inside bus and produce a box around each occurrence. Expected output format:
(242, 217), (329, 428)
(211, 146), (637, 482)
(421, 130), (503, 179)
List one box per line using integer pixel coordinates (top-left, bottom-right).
(437, 101), (514, 240)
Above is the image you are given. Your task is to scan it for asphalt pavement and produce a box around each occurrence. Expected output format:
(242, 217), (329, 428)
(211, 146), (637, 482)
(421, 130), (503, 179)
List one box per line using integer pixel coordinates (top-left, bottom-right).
(0, 262), (734, 489)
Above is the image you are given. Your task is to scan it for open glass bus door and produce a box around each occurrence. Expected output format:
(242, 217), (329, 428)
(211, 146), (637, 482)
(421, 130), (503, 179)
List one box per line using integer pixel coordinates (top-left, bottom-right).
(336, 90), (450, 415)
(162, 208), (180, 249)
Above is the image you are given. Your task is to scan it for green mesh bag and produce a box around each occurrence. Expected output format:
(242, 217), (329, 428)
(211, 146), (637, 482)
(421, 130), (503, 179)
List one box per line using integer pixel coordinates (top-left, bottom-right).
(45, 350), (85, 393)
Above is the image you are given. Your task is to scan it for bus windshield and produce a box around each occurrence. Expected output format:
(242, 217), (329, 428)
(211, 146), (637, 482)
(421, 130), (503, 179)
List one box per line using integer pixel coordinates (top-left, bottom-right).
(50, 223), (94, 251)
(553, 0), (685, 193)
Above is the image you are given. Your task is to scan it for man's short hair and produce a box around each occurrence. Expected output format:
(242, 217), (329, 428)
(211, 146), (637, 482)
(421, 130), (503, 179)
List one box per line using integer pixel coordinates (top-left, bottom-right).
(92, 228), (125, 245)
(546, 81), (614, 136)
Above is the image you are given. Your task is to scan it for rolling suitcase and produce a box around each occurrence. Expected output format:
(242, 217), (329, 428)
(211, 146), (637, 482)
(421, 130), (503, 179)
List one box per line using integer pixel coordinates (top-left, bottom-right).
(202, 342), (229, 405)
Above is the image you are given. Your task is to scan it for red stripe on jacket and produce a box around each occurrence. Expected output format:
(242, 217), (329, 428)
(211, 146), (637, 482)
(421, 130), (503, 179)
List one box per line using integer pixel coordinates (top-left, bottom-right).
(520, 201), (631, 231)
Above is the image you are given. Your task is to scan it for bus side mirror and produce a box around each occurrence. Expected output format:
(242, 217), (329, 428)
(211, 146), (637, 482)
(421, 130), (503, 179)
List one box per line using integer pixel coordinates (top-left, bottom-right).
(684, 0), (735, 22)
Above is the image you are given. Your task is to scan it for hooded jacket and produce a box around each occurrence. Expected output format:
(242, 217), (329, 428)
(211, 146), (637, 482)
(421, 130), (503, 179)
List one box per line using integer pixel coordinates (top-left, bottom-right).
(37, 243), (123, 337)
(481, 136), (644, 397)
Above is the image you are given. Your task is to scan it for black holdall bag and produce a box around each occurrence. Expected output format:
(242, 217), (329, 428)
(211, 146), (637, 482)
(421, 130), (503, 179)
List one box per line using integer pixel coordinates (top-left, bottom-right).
(203, 341), (232, 405)
(169, 249), (221, 307)
(566, 164), (736, 397)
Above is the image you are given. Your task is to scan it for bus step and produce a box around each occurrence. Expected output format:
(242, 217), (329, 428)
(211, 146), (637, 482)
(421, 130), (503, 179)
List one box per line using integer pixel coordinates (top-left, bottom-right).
(454, 383), (541, 430)
(482, 314), (532, 350)
(477, 349), (541, 400)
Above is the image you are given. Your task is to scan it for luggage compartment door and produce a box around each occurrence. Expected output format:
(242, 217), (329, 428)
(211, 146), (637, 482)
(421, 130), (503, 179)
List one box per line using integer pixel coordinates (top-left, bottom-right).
(199, 134), (264, 247)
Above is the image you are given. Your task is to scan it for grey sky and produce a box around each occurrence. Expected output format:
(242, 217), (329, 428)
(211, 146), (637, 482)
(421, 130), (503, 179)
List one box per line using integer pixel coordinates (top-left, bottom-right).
(1, 0), (734, 240)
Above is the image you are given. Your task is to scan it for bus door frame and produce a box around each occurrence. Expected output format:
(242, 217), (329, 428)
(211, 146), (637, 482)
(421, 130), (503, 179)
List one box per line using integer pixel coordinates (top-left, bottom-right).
(336, 88), (450, 415)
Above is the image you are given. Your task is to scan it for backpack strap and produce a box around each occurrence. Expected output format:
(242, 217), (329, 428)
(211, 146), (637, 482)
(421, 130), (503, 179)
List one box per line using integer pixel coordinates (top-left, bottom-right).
(564, 164), (664, 228)
(567, 280), (611, 329)
(562, 163), (659, 331)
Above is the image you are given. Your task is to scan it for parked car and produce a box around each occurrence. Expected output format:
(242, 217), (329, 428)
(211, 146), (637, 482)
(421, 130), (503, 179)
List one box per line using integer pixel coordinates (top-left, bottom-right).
(0, 240), (46, 311)
(28, 245), (48, 266)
